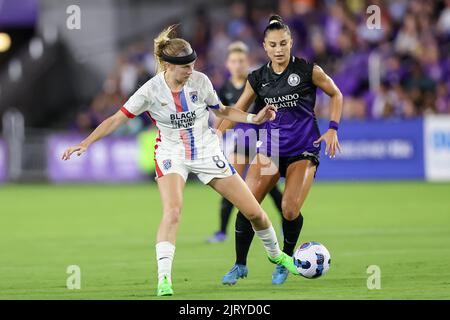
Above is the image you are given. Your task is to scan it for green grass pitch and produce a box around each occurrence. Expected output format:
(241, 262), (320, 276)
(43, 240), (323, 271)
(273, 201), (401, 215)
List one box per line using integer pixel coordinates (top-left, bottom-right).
(0, 181), (449, 300)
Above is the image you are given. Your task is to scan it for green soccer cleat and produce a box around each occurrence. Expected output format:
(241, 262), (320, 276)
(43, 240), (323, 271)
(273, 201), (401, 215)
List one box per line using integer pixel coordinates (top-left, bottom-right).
(157, 275), (174, 296)
(268, 252), (300, 276)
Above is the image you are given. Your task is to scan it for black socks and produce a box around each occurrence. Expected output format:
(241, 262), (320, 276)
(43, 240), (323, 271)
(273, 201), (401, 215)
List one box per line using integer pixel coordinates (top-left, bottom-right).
(282, 214), (304, 256)
(220, 197), (234, 233)
(234, 212), (255, 265)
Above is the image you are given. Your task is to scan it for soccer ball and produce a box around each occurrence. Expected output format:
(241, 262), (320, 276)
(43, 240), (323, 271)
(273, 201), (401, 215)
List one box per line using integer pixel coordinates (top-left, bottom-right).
(293, 241), (331, 279)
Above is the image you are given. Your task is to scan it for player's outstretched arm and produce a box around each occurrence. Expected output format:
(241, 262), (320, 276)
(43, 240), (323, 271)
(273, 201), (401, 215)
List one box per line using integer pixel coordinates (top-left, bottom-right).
(212, 104), (276, 126)
(62, 110), (129, 160)
(312, 65), (343, 158)
(216, 81), (257, 133)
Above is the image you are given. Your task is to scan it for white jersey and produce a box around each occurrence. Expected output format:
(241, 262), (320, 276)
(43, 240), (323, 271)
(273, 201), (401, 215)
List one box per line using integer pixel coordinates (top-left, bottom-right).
(121, 71), (221, 160)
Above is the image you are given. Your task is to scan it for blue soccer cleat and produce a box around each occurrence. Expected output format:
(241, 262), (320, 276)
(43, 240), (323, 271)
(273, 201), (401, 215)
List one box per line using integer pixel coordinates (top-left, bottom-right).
(222, 264), (248, 285)
(206, 231), (227, 243)
(272, 264), (289, 285)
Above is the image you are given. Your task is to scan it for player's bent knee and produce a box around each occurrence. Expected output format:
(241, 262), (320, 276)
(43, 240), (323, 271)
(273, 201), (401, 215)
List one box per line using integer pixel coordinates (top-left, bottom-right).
(241, 211), (258, 222)
(243, 209), (266, 223)
(282, 201), (300, 221)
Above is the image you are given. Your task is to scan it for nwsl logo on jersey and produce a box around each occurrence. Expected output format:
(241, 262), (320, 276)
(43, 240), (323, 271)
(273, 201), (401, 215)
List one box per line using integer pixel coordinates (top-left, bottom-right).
(189, 91), (198, 103)
(163, 159), (172, 170)
(288, 73), (301, 86)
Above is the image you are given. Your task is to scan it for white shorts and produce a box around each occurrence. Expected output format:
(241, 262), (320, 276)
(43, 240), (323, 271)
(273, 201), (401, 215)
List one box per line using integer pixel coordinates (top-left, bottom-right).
(154, 152), (236, 184)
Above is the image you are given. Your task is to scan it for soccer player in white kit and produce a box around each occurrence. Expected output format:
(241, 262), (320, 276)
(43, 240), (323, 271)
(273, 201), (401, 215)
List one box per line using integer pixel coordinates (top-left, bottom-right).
(62, 25), (299, 296)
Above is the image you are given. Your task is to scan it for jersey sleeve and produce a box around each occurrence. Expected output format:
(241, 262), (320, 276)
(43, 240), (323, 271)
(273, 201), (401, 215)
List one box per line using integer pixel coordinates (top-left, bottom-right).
(120, 85), (151, 118)
(203, 75), (221, 110)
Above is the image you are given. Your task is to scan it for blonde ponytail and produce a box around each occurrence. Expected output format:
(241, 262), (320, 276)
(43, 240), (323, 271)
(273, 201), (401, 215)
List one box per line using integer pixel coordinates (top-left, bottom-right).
(154, 25), (193, 73)
(154, 25), (176, 73)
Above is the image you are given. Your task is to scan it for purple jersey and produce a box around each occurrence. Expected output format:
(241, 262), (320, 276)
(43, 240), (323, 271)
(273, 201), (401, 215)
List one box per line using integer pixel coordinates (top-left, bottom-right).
(248, 56), (321, 157)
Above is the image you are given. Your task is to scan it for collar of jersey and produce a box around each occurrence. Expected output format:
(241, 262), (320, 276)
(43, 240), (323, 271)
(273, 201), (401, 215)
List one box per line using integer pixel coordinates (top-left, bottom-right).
(267, 56), (295, 78)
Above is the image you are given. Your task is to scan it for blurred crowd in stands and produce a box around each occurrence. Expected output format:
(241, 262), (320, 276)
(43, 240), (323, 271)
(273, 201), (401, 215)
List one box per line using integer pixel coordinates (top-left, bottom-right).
(74, 0), (450, 134)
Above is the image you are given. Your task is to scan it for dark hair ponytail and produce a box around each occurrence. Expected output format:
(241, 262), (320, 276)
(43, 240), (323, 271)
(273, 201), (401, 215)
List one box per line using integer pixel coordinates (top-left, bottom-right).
(263, 14), (291, 38)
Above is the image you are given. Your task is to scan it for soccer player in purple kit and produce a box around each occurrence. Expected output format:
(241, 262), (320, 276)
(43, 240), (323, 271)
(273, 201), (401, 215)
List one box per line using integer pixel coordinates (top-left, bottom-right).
(219, 15), (343, 285)
(207, 41), (284, 243)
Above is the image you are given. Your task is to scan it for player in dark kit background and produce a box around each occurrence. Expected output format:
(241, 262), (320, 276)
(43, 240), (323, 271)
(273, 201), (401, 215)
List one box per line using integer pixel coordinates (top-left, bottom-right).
(219, 15), (342, 285)
(207, 41), (284, 243)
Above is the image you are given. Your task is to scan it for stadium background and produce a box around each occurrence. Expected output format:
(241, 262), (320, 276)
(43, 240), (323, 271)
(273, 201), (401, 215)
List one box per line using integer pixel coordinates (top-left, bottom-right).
(0, 0), (449, 299)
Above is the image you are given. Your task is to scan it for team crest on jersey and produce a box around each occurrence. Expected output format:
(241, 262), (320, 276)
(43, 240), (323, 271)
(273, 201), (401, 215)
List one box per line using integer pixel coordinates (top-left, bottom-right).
(288, 73), (301, 86)
(189, 91), (199, 103)
(162, 159), (172, 170)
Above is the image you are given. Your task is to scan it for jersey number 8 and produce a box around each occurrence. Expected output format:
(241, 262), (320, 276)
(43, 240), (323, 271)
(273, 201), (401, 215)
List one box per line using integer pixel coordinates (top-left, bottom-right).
(212, 155), (226, 169)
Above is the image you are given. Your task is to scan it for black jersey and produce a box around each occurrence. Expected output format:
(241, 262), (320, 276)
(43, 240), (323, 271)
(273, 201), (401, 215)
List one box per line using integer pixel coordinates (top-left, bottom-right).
(247, 56), (321, 156)
(218, 79), (260, 131)
(218, 79), (243, 106)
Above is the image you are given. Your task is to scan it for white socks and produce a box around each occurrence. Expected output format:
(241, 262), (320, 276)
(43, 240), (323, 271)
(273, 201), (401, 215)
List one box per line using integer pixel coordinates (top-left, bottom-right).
(156, 241), (175, 284)
(254, 225), (282, 259)
(155, 229), (278, 285)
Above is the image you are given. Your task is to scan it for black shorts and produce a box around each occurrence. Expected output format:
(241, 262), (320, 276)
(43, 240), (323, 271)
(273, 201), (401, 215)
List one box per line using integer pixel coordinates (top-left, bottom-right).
(271, 151), (320, 178)
(232, 144), (320, 178)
